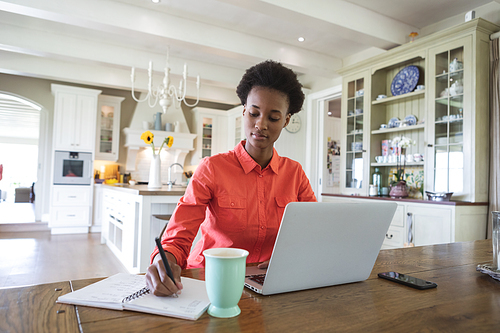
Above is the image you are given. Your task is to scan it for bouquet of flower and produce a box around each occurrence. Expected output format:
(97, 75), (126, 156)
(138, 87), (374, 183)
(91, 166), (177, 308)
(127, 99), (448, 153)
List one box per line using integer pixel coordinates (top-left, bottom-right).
(391, 136), (415, 183)
(140, 131), (173, 155)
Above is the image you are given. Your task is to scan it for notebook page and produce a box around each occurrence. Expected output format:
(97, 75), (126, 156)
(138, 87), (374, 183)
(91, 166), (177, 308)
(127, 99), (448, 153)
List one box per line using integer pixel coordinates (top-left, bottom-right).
(57, 273), (146, 310)
(123, 277), (210, 320)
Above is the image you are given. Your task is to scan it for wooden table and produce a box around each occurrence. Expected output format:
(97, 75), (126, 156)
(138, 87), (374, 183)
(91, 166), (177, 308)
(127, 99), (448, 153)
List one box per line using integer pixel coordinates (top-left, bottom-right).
(2, 240), (499, 332)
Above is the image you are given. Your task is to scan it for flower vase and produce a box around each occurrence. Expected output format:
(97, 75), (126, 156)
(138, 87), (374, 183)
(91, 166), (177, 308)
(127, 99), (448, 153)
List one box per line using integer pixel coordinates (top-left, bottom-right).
(148, 154), (162, 189)
(389, 181), (409, 198)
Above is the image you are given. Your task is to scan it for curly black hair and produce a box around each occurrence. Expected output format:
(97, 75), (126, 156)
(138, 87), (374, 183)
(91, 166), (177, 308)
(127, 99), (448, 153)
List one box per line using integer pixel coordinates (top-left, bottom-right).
(236, 60), (305, 115)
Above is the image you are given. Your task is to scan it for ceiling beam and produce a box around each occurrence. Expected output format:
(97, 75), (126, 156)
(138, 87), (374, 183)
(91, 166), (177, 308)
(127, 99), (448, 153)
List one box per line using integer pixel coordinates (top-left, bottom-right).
(0, 0), (342, 78)
(225, 0), (419, 49)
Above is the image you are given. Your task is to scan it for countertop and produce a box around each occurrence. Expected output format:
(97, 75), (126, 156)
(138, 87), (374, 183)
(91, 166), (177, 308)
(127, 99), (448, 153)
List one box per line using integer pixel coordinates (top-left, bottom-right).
(321, 193), (488, 206)
(101, 183), (187, 196)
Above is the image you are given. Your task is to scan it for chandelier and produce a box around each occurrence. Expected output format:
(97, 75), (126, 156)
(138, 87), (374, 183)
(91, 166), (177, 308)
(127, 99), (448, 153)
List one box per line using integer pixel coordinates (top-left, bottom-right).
(130, 51), (200, 113)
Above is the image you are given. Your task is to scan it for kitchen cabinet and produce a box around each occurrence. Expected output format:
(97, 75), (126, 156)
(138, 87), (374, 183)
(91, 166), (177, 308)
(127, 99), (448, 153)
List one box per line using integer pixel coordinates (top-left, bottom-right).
(95, 95), (125, 161)
(49, 185), (91, 231)
(101, 185), (183, 273)
(337, 18), (497, 202)
(101, 189), (138, 271)
(341, 71), (370, 195)
(321, 194), (488, 249)
(51, 84), (101, 152)
(228, 105), (245, 147)
(191, 108), (229, 164)
(407, 205), (452, 246)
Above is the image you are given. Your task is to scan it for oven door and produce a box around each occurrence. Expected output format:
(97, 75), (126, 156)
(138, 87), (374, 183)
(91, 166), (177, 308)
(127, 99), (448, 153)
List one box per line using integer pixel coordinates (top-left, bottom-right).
(53, 151), (92, 185)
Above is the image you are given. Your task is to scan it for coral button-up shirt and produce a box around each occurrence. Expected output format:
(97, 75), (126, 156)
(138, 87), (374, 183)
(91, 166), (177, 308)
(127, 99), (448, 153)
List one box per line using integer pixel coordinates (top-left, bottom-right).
(151, 141), (317, 269)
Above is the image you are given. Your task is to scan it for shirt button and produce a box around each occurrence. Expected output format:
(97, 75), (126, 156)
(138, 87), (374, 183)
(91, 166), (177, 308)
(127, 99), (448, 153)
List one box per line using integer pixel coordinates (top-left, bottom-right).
(230, 202), (235, 207)
(260, 226), (264, 229)
(259, 175), (263, 178)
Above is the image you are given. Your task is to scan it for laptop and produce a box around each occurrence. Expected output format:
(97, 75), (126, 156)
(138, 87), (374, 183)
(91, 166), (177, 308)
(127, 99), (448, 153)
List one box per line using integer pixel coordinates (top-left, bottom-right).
(244, 201), (397, 295)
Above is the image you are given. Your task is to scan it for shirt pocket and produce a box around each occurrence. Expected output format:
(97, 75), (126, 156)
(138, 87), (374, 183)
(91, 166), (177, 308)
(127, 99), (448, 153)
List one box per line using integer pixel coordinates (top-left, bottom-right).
(275, 196), (297, 219)
(216, 196), (248, 232)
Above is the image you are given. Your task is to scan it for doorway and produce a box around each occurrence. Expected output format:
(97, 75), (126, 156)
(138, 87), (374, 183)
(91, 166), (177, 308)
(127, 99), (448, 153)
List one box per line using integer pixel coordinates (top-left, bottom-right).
(305, 85), (342, 200)
(322, 97), (342, 195)
(0, 92), (46, 224)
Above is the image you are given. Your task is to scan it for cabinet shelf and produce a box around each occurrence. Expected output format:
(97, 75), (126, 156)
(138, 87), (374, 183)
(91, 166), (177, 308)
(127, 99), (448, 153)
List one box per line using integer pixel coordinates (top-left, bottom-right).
(435, 95), (463, 107)
(435, 69), (463, 81)
(372, 89), (425, 105)
(371, 162), (424, 167)
(371, 124), (425, 135)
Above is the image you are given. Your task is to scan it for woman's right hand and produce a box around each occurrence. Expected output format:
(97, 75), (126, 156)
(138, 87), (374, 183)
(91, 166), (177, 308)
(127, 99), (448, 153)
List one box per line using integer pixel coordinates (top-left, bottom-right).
(145, 253), (183, 296)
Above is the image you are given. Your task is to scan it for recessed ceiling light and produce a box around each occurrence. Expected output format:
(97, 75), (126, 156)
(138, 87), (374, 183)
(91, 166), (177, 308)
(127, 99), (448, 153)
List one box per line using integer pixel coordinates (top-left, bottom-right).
(298, 37), (305, 42)
(151, 0), (160, 3)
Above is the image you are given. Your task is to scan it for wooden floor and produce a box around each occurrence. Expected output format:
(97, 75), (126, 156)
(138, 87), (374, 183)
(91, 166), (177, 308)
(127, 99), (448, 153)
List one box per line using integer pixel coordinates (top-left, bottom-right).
(0, 231), (129, 289)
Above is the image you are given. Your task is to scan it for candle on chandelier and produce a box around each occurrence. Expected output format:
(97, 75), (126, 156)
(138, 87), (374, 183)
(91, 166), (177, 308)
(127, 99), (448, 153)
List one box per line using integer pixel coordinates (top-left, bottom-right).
(196, 75), (200, 88)
(131, 67), (135, 82)
(148, 61), (152, 74)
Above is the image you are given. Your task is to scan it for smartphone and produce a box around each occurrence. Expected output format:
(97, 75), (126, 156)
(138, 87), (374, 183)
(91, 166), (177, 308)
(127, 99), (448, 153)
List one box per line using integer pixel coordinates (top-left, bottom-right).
(378, 272), (437, 290)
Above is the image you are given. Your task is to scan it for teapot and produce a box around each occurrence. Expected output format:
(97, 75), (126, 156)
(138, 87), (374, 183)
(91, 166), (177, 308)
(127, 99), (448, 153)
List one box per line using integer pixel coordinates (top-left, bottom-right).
(449, 80), (463, 96)
(449, 58), (463, 72)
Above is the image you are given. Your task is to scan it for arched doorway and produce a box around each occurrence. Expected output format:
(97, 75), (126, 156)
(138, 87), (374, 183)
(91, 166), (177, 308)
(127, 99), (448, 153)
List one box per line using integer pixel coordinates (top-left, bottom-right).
(0, 92), (48, 223)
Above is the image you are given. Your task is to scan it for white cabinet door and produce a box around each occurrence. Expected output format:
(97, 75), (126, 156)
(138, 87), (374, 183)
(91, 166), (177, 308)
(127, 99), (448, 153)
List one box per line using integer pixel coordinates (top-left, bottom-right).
(95, 95), (125, 161)
(52, 84), (101, 152)
(192, 107), (230, 164)
(75, 95), (98, 151)
(53, 92), (77, 150)
(340, 70), (371, 196)
(408, 204), (452, 246)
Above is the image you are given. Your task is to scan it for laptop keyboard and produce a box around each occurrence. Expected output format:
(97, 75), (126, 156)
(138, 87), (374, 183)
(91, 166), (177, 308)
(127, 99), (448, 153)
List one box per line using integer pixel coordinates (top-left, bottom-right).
(248, 274), (266, 286)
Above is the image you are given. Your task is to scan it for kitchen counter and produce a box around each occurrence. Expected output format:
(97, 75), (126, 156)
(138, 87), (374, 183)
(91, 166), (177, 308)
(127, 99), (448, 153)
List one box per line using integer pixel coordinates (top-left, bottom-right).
(100, 183), (186, 273)
(321, 193), (488, 206)
(102, 183), (187, 196)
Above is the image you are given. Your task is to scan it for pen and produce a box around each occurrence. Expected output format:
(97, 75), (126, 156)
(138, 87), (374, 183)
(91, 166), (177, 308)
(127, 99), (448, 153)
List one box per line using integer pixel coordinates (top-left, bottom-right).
(155, 237), (178, 296)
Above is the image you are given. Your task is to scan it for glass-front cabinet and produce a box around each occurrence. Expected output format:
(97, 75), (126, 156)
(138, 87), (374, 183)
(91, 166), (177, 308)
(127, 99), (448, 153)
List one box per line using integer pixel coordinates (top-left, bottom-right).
(95, 95), (124, 161)
(428, 37), (472, 200)
(337, 19), (495, 202)
(201, 117), (213, 159)
(341, 71), (370, 194)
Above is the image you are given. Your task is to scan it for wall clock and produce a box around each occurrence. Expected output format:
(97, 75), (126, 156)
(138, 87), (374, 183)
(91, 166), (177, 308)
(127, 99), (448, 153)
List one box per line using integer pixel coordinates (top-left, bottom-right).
(286, 114), (301, 133)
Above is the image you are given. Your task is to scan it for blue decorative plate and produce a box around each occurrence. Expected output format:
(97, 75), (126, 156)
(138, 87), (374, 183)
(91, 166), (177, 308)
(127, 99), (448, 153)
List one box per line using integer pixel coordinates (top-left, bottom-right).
(388, 117), (400, 128)
(404, 115), (417, 126)
(391, 65), (420, 96)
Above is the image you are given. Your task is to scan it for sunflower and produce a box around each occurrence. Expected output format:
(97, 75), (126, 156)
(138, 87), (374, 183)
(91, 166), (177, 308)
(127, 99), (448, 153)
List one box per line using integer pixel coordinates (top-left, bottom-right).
(140, 131), (173, 156)
(159, 136), (174, 150)
(140, 131), (154, 144)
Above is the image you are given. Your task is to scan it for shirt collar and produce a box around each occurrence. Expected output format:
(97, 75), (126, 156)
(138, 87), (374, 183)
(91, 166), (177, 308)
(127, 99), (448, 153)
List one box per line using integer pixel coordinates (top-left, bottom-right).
(235, 141), (280, 175)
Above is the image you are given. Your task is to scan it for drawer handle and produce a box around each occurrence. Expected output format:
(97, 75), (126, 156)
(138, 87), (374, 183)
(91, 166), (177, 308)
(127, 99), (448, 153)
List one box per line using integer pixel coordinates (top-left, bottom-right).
(116, 218), (123, 224)
(67, 214), (76, 217)
(385, 233), (393, 239)
(68, 196), (77, 198)
(110, 214), (116, 220)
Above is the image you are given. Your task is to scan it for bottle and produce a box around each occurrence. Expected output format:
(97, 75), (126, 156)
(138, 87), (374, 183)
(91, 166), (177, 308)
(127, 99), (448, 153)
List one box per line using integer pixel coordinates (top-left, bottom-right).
(372, 167), (382, 196)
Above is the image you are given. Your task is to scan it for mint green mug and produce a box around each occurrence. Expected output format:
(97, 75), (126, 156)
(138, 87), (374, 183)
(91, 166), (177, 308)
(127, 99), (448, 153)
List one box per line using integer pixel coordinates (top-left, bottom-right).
(203, 248), (249, 318)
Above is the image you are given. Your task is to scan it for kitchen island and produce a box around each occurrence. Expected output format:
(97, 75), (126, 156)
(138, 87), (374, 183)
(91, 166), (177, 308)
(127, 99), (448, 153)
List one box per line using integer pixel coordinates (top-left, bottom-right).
(100, 184), (186, 273)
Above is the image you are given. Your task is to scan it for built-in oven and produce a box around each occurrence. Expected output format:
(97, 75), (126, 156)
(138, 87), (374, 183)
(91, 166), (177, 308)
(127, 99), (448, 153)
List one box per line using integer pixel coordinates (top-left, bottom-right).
(53, 151), (93, 185)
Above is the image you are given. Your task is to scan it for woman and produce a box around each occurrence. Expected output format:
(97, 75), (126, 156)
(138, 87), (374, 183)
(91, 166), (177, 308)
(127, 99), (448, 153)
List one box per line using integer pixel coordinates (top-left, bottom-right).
(146, 60), (317, 296)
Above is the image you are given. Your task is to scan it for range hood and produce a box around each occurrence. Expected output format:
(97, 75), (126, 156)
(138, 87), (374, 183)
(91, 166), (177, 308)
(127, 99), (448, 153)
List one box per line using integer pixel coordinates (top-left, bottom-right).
(122, 128), (197, 171)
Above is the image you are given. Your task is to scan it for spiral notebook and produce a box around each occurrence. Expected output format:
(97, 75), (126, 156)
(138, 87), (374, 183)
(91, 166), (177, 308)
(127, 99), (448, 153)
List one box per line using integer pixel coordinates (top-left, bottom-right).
(57, 273), (210, 320)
